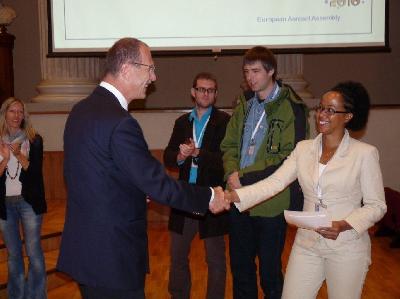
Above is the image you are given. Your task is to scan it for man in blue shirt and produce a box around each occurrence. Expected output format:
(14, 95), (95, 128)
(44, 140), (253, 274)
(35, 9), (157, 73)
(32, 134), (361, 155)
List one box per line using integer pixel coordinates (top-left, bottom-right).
(164, 72), (230, 299)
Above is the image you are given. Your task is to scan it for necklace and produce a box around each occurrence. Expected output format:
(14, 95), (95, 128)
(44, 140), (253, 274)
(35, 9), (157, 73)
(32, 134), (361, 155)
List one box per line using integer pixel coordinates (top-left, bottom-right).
(6, 162), (20, 180)
(320, 146), (338, 164)
(321, 149), (336, 159)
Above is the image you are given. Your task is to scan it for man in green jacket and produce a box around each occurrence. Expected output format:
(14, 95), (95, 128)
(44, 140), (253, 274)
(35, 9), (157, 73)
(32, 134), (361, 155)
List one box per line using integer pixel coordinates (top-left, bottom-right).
(221, 46), (308, 299)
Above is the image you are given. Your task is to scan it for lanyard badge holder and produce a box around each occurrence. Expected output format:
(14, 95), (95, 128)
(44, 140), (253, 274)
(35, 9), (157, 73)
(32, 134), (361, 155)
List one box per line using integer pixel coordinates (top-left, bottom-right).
(315, 180), (327, 212)
(192, 116), (210, 168)
(247, 110), (265, 156)
(315, 198), (327, 212)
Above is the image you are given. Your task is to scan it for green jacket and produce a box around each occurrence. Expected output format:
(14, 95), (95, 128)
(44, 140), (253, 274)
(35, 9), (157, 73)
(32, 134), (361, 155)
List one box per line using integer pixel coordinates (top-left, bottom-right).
(221, 83), (309, 217)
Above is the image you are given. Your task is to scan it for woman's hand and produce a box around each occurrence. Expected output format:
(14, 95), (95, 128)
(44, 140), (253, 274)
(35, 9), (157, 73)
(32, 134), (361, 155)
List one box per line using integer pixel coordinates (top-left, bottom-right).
(8, 142), (21, 156)
(224, 189), (241, 203)
(316, 220), (353, 240)
(9, 142), (30, 170)
(0, 143), (10, 161)
(0, 143), (11, 176)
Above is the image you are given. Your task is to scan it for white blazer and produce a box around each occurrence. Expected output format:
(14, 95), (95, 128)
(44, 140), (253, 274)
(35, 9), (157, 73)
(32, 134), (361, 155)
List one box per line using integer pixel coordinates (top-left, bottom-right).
(235, 130), (387, 249)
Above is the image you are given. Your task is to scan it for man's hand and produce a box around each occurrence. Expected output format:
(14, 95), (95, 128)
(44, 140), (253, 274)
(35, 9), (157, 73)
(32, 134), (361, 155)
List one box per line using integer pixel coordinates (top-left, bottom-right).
(224, 190), (240, 203)
(179, 143), (195, 157)
(227, 171), (242, 190)
(209, 186), (231, 214)
(177, 139), (196, 161)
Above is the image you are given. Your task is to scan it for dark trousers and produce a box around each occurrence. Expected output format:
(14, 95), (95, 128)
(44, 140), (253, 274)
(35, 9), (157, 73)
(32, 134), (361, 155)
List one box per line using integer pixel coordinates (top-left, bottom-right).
(79, 284), (145, 299)
(168, 217), (226, 299)
(229, 207), (286, 299)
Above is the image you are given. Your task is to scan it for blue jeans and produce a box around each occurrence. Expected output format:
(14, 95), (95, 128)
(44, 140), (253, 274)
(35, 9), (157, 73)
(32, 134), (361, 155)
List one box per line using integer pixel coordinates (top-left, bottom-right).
(0, 197), (47, 299)
(229, 207), (286, 299)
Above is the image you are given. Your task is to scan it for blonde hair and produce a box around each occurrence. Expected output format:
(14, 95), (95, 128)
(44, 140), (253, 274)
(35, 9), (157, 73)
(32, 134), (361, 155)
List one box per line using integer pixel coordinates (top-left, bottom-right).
(0, 97), (36, 142)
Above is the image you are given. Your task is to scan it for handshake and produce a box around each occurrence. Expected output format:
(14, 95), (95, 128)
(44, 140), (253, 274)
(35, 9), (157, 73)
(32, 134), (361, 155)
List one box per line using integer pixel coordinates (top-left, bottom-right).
(208, 187), (240, 214)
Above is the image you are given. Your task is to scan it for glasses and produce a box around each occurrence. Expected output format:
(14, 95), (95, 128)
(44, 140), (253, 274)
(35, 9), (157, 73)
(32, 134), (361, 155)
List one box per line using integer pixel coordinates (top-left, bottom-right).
(194, 87), (217, 94)
(314, 105), (348, 116)
(133, 62), (156, 73)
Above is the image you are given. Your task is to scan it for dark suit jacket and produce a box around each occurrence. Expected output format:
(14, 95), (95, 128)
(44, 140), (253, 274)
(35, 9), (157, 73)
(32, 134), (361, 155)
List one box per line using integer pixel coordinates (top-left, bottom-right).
(57, 86), (212, 291)
(164, 107), (230, 238)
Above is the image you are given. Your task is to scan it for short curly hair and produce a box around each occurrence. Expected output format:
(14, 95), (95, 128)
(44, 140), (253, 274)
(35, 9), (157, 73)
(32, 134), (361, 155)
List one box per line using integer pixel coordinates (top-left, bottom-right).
(330, 81), (371, 131)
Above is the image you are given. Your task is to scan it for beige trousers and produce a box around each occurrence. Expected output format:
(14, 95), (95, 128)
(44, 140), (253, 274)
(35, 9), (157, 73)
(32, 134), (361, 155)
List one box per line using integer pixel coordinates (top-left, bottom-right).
(282, 235), (371, 299)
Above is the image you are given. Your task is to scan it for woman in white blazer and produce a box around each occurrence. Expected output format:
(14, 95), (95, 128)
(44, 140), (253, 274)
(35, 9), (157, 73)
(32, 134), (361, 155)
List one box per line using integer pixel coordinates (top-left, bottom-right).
(227, 81), (387, 299)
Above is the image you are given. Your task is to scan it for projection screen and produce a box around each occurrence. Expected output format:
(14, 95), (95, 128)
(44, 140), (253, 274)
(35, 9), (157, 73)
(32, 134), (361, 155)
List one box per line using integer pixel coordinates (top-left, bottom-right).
(49, 0), (387, 54)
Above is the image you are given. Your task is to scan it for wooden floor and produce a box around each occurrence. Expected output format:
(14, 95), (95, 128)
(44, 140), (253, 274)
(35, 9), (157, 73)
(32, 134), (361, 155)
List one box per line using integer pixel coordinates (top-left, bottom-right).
(144, 222), (400, 299)
(51, 222), (400, 298)
(2, 200), (399, 298)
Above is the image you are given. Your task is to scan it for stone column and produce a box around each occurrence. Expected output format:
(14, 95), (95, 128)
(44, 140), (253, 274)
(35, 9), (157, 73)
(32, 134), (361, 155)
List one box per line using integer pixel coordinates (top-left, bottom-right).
(32, 0), (102, 103)
(277, 54), (313, 98)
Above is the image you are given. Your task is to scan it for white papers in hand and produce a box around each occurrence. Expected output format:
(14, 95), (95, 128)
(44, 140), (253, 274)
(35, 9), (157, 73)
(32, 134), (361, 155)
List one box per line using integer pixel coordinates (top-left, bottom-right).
(284, 210), (332, 230)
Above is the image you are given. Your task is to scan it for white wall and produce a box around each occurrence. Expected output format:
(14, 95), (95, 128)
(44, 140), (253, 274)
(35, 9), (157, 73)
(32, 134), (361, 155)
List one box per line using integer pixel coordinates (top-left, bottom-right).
(29, 107), (400, 191)
(358, 109), (400, 191)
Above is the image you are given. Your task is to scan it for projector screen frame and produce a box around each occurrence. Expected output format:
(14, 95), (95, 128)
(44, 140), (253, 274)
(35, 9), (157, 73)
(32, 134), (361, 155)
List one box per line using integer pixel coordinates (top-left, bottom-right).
(46, 0), (390, 58)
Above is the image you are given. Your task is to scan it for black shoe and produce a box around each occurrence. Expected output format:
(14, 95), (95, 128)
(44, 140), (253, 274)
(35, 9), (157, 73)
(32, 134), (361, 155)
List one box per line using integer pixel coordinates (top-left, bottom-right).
(390, 235), (400, 248)
(375, 226), (396, 237)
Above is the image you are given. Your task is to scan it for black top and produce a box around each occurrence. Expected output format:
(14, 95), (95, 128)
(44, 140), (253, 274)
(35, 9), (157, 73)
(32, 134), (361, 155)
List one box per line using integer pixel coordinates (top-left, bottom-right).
(164, 107), (230, 238)
(0, 134), (46, 220)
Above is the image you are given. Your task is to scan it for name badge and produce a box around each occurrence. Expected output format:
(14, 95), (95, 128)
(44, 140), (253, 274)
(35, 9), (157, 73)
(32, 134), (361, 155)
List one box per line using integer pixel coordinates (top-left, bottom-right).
(191, 157), (199, 168)
(248, 145), (255, 156)
(315, 200), (327, 212)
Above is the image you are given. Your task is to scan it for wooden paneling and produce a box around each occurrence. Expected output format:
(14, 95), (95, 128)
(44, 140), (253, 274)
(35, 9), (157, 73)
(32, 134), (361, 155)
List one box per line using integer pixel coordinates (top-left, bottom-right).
(43, 151), (66, 201)
(0, 28), (15, 105)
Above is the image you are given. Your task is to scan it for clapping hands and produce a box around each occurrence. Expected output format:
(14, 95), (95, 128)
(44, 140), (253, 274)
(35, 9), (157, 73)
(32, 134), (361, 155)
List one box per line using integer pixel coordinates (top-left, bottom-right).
(8, 142), (22, 156)
(0, 142), (10, 161)
(179, 138), (195, 157)
(177, 138), (199, 162)
(0, 142), (21, 160)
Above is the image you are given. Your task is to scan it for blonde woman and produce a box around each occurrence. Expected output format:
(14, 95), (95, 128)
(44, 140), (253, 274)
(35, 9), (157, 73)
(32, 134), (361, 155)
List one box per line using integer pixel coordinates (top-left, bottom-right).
(0, 98), (47, 299)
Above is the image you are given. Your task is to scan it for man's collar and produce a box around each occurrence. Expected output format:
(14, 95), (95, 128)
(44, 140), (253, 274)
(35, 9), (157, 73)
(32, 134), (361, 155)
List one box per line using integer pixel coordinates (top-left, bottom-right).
(257, 82), (280, 104)
(99, 81), (128, 111)
(189, 106), (213, 121)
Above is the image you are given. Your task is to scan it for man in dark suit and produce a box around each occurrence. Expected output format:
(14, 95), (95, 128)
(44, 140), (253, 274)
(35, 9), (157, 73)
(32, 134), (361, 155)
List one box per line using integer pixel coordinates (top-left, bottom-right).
(57, 38), (229, 299)
(164, 72), (230, 299)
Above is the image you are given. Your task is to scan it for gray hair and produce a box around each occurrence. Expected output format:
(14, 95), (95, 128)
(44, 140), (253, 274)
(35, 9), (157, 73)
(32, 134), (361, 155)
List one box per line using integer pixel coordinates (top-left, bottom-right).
(103, 38), (145, 76)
